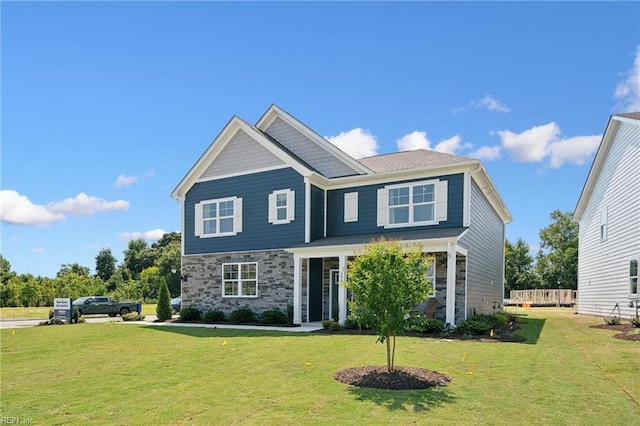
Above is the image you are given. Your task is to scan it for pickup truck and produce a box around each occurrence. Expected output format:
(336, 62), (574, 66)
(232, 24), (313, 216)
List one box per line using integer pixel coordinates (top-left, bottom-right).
(73, 296), (139, 317)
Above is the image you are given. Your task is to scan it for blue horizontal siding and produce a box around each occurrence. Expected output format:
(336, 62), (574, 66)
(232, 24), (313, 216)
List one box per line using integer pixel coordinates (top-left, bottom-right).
(310, 185), (325, 241)
(185, 168), (305, 254)
(326, 173), (464, 237)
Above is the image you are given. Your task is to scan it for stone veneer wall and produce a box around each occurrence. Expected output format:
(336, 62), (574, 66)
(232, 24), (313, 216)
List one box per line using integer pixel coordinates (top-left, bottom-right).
(181, 250), (295, 316)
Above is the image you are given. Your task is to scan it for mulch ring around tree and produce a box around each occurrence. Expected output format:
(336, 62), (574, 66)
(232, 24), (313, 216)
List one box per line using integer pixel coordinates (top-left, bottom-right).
(589, 323), (640, 341)
(335, 366), (451, 390)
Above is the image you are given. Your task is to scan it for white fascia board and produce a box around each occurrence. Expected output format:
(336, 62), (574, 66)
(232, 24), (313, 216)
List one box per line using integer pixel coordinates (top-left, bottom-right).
(574, 116), (624, 221)
(255, 104), (373, 176)
(171, 116), (313, 201)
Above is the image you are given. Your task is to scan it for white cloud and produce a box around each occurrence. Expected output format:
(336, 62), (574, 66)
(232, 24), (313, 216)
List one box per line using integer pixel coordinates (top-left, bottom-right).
(474, 95), (511, 113)
(396, 131), (431, 151)
(497, 122), (601, 168)
(548, 135), (601, 168)
(497, 122), (559, 163)
(468, 145), (502, 160)
(0, 190), (65, 226)
(114, 174), (139, 188)
(49, 193), (129, 216)
(32, 247), (46, 255)
(615, 45), (640, 112)
(117, 228), (166, 242)
(325, 128), (378, 159)
(434, 135), (471, 154)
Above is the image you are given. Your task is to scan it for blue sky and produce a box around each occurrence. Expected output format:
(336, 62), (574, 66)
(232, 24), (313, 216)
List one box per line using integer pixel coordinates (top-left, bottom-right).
(2, 2), (639, 278)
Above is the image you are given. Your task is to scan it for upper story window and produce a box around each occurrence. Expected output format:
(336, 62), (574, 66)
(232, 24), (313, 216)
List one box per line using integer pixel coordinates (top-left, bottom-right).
(377, 179), (448, 229)
(630, 260), (638, 296)
(600, 207), (608, 240)
(223, 262), (258, 297)
(269, 189), (295, 225)
(194, 197), (242, 238)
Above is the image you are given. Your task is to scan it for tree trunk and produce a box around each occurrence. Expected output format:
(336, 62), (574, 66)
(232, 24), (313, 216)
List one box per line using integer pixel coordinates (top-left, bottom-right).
(385, 335), (391, 372)
(390, 334), (396, 371)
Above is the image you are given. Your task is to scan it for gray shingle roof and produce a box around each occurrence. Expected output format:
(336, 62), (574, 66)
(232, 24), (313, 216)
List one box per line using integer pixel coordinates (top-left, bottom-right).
(296, 227), (468, 249)
(614, 112), (640, 120)
(357, 149), (472, 173)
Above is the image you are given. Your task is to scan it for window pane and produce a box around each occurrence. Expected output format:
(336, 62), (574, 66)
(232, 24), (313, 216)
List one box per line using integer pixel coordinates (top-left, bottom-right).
(243, 281), (257, 296)
(225, 280), (239, 296)
(389, 206), (409, 224)
(219, 200), (234, 217)
(389, 187), (409, 206)
(224, 265), (238, 280)
(277, 207), (287, 221)
(414, 204), (434, 222)
(630, 260), (638, 277)
(204, 219), (217, 234)
(241, 264), (256, 279)
(276, 193), (287, 207)
(413, 184), (434, 203)
(203, 203), (217, 219)
(220, 217), (234, 233)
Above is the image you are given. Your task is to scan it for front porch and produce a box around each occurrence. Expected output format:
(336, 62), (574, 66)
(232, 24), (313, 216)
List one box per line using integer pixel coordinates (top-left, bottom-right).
(287, 238), (468, 326)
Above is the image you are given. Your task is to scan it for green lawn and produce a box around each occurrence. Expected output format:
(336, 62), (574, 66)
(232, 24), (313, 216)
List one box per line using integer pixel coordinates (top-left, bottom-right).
(1, 308), (638, 425)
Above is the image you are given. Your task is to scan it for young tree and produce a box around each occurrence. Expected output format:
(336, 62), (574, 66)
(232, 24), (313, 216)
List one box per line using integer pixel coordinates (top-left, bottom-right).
(535, 210), (578, 289)
(345, 238), (432, 372)
(156, 280), (172, 321)
(504, 238), (537, 295)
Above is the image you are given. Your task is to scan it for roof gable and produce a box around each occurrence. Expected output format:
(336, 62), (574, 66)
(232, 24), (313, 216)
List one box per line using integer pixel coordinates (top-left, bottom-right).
(256, 105), (372, 178)
(574, 113), (640, 220)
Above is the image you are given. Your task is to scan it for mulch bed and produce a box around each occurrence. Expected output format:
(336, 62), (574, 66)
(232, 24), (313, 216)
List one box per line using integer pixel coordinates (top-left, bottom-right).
(334, 365), (451, 390)
(314, 327), (526, 343)
(589, 323), (640, 341)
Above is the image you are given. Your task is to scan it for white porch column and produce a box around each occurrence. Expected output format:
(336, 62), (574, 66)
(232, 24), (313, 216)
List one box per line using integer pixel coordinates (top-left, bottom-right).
(338, 255), (348, 324)
(293, 255), (302, 324)
(446, 242), (456, 326)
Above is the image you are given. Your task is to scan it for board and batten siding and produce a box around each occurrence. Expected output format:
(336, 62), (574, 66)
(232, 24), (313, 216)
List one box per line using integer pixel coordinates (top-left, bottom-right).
(459, 178), (505, 316)
(325, 173), (465, 237)
(184, 167), (306, 255)
(577, 120), (640, 317)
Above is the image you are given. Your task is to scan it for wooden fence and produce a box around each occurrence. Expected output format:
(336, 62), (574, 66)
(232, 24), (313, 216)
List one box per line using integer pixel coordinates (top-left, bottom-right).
(507, 289), (577, 306)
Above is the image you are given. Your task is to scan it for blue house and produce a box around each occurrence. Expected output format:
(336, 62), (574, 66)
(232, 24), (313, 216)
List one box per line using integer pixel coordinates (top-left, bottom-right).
(171, 105), (512, 325)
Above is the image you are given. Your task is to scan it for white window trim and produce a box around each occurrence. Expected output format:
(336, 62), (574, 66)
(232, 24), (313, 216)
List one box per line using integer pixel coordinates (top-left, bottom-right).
(344, 192), (358, 223)
(600, 207), (608, 241)
(377, 179), (447, 229)
(630, 259), (638, 297)
(222, 262), (258, 298)
(195, 196), (242, 238)
(268, 189), (295, 225)
(426, 255), (436, 298)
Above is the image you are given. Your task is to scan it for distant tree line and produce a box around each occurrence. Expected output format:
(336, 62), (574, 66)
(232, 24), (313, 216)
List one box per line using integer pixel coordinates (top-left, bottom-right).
(0, 232), (182, 307)
(505, 210), (578, 296)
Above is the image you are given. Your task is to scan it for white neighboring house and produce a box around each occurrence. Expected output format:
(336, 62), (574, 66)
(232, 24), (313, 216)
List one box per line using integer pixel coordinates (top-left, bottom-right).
(574, 113), (640, 319)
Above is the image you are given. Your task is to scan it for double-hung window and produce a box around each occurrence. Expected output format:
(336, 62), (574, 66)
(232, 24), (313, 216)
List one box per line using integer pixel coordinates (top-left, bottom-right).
(630, 260), (638, 296)
(377, 179), (448, 228)
(268, 189), (295, 224)
(194, 197), (242, 237)
(425, 255), (436, 298)
(223, 262), (258, 297)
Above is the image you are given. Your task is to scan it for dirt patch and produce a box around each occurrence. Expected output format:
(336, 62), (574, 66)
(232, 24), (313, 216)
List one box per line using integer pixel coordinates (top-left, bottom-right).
(335, 365), (451, 390)
(589, 323), (640, 341)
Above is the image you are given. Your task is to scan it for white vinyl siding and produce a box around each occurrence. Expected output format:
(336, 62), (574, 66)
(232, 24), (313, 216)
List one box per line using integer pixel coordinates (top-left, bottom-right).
(577, 119), (640, 317)
(268, 189), (295, 225)
(600, 207), (608, 240)
(377, 179), (447, 228)
(194, 197), (242, 237)
(344, 192), (358, 222)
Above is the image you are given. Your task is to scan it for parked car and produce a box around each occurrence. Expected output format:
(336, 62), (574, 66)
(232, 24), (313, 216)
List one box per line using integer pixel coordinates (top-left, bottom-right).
(171, 296), (181, 314)
(73, 296), (139, 317)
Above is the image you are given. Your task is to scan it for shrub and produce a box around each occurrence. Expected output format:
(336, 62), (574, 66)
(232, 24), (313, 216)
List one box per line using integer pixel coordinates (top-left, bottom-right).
(259, 309), (288, 325)
(203, 309), (226, 323)
(605, 316), (620, 325)
(180, 307), (202, 322)
(631, 316), (640, 328)
(229, 307), (255, 323)
(456, 315), (497, 336)
(156, 281), (173, 321)
(122, 312), (145, 321)
(39, 318), (65, 326)
(343, 316), (362, 330)
(409, 314), (445, 334)
(322, 320), (342, 331)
